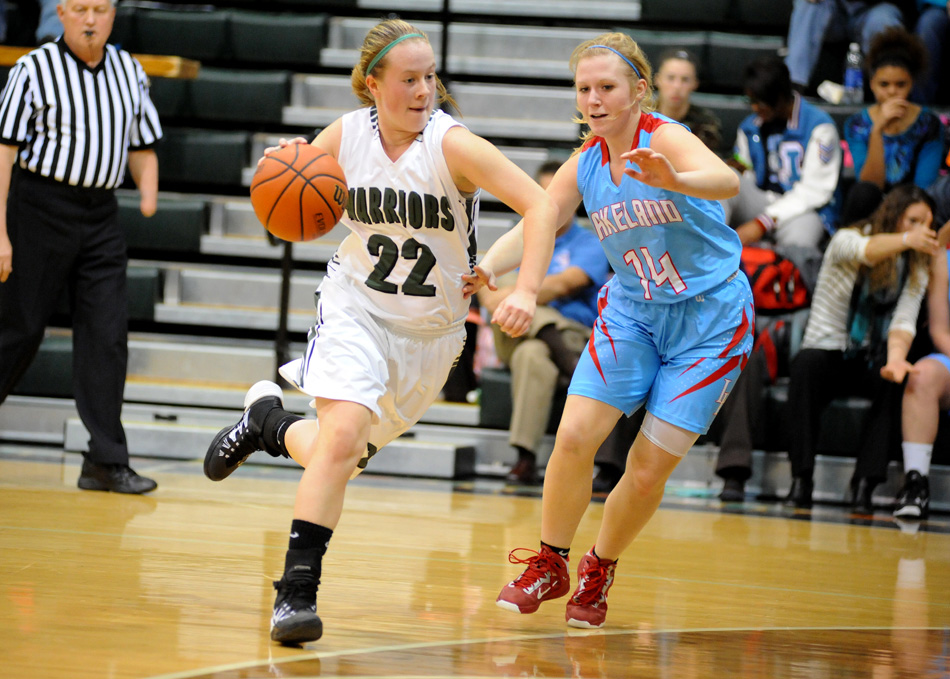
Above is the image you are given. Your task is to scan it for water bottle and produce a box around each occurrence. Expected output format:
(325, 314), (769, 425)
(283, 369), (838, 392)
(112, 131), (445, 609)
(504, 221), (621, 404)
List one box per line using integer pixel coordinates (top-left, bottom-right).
(843, 42), (864, 105)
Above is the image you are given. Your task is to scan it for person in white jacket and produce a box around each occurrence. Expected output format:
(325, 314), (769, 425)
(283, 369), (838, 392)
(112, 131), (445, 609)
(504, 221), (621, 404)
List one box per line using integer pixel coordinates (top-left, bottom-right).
(725, 56), (842, 249)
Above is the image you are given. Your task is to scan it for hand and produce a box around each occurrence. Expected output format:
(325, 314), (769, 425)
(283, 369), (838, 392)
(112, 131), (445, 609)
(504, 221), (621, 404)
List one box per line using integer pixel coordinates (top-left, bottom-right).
(903, 225), (940, 256)
(140, 193), (157, 218)
(621, 148), (678, 191)
(936, 219), (950, 249)
(461, 264), (497, 299)
(0, 233), (11, 283)
(257, 137), (309, 168)
(491, 287), (537, 338)
(735, 220), (766, 245)
(880, 359), (916, 384)
(878, 98), (908, 128)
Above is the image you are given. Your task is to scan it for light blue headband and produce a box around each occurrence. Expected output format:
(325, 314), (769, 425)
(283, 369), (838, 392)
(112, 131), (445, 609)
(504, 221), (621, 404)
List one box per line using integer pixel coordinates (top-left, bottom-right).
(367, 33), (425, 75)
(589, 45), (643, 80)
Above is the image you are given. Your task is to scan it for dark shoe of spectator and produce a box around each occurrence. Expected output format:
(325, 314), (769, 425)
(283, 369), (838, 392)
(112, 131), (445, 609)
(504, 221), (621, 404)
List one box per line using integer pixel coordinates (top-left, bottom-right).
(506, 453), (539, 486)
(848, 477), (876, 515)
(893, 471), (929, 519)
(591, 464), (622, 494)
(784, 477), (813, 508)
(77, 459), (158, 494)
(719, 477), (745, 502)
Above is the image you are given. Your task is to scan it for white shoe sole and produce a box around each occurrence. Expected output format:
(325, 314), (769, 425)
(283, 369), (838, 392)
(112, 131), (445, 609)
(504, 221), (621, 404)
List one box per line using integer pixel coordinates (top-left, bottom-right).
(244, 380), (283, 409)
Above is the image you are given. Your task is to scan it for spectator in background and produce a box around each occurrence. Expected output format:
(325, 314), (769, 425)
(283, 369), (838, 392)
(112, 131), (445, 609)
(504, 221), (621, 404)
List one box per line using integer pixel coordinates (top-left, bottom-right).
(896, 225), (950, 519)
(725, 56), (841, 248)
(785, 0), (905, 94)
(35, 0), (62, 43)
(913, 0), (949, 104)
(478, 159), (610, 485)
(784, 185), (937, 512)
(841, 27), (944, 225)
(654, 49), (722, 153)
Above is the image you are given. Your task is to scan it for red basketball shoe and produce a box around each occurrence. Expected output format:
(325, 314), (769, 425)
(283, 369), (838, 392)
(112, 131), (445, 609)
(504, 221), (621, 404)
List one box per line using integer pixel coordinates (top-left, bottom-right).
(565, 548), (616, 629)
(496, 545), (570, 614)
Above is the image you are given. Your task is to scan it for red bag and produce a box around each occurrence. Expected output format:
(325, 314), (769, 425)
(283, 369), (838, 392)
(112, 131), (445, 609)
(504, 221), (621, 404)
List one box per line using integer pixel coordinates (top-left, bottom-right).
(740, 246), (810, 313)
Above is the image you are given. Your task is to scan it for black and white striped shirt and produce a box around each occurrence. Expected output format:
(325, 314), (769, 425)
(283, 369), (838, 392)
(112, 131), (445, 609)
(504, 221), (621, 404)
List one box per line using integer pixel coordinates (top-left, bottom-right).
(0, 40), (162, 190)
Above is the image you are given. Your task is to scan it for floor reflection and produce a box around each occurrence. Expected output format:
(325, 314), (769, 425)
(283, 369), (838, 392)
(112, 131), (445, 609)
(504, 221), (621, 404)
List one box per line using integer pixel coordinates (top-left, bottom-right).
(191, 628), (950, 679)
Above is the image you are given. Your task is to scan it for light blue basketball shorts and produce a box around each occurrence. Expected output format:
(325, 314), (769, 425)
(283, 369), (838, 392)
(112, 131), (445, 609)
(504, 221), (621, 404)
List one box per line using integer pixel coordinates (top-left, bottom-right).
(569, 272), (755, 435)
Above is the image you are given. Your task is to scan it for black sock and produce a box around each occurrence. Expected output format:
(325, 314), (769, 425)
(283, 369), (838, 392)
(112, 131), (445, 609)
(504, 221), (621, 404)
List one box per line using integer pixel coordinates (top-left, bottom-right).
(536, 324), (580, 377)
(289, 519), (333, 553)
(262, 408), (304, 458)
(541, 541), (570, 560)
(591, 547), (616, 564)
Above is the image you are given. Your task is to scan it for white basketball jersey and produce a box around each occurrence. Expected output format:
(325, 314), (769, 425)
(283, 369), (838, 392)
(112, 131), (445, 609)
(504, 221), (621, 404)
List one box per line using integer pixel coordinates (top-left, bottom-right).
(327, 107), (479, 332)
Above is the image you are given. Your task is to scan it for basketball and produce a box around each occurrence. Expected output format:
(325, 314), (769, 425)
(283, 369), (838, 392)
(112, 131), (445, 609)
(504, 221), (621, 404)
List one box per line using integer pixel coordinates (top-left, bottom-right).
(250, 143), (348, 242)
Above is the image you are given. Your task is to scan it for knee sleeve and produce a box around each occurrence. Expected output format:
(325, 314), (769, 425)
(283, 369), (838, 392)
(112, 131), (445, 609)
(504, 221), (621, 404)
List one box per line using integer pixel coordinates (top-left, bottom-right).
(640, 412), (700, 458)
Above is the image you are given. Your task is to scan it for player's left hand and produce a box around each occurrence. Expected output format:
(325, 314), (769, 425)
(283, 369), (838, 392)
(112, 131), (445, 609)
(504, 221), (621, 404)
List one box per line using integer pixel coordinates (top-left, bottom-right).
(621, 147), (678, 190)
(461, 265), (497, 299)
(880, 359), (916, 384)
(492, 287), (536, 338)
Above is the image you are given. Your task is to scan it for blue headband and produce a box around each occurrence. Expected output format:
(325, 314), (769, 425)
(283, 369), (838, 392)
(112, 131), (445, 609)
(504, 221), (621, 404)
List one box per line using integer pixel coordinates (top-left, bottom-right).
(589, 45), (643, 80)
(367, 33), (425, 75)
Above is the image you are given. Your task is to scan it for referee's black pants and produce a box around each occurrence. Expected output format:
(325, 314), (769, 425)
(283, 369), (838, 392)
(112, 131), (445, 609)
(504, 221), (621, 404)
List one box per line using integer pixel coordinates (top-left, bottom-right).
(0, 169), (130, 465)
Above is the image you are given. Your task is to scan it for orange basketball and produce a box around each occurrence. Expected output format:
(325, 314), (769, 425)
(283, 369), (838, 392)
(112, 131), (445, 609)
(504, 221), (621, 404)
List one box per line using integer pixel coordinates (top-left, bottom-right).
(250, 143), (348, 242)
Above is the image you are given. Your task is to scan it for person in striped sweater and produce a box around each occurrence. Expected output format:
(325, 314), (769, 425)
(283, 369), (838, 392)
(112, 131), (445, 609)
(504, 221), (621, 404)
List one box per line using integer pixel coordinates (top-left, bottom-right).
(784, 185), (938, 512)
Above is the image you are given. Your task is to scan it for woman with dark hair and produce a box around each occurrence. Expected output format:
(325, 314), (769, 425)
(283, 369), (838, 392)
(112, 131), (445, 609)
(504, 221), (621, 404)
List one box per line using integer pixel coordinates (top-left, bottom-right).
(841, 27), (945, 226)
(785, 185), (939, 512)
(653, 49), (722, 152)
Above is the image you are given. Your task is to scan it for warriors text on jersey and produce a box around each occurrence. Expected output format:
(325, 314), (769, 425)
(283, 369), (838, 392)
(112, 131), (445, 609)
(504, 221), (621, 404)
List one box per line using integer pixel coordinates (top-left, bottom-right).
(328, 107), (478, 332)
(576, 112), (741, 303)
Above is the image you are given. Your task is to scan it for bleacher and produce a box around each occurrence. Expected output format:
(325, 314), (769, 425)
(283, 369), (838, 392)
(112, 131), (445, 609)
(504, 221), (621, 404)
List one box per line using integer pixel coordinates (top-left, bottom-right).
(1, 0), (947, 510)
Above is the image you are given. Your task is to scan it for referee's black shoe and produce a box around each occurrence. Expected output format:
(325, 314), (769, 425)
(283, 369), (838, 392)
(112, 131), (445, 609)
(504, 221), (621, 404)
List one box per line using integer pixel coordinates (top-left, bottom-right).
(77, 459), (158, 494)
(204, 380), (283, 481)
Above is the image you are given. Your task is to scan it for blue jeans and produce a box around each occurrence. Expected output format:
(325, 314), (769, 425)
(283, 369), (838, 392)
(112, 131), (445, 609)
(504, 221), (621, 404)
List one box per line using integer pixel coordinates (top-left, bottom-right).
(35, 0), (62, 43)
(785, 0), (904, 88)
(914, 5), (950, 103)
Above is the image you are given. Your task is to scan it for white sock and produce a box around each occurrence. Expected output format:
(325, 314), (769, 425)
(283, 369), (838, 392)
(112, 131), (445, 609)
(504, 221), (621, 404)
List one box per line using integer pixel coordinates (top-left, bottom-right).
(901, 442), (932, 476)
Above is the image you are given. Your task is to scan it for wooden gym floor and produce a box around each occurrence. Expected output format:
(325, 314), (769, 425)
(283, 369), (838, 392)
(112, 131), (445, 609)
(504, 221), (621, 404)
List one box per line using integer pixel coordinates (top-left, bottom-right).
(2, 443), (948, 679)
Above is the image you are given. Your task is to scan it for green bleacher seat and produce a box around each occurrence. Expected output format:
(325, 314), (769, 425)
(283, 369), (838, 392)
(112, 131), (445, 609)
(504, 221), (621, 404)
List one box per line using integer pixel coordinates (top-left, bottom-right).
(119, 197), (207, 253)
(147, 77), (190, 119)
(155, 128), (250, 187)
(188, 68), (291, 125)
(228, 10), (327, 66)
(134, 9), (229, 62)
(12, 336), (73, 398)
(110, 5), (137, 49)
(639, 0), (729, 26)
(706, 33), (784, 91)
(126, 266), (161, 322)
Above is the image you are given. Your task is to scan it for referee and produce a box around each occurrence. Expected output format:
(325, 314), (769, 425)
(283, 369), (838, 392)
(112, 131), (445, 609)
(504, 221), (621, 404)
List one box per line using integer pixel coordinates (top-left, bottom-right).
(0, 0), (162, 494)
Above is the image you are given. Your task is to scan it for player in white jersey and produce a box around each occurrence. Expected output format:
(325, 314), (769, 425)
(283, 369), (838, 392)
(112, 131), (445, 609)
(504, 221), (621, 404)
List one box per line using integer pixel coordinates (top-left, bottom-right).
(466, 32), (747, 629)
(202, 19), (558, 645)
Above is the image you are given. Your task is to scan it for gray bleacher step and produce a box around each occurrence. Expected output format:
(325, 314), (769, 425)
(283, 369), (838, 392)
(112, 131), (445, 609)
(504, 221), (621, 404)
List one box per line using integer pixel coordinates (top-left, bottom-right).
(285, 76), (580, 142)
(63, 417), (476, 479)
(202, 197), (515, 262)
(323, 18), (599, 80)
(356, 0), (640, 20)
(152, 262), (323, 333)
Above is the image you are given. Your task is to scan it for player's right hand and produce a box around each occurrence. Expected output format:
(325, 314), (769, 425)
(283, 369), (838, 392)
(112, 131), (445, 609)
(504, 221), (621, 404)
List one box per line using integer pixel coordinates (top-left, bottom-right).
(0, 233), (12, 283)
(461, 264), (497, 299)
(257, 137), (310, 168)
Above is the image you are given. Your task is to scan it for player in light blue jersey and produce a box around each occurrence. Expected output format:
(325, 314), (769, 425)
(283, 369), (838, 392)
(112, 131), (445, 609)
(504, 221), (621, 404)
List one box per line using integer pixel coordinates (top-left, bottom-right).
(470, 31), (754, 629)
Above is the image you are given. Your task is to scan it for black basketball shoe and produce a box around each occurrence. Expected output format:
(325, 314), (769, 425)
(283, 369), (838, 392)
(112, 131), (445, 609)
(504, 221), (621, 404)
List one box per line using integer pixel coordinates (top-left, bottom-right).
(893, 470), (930, 519)
(204, 381), (283, 481)
(271, 561), (323, 645)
